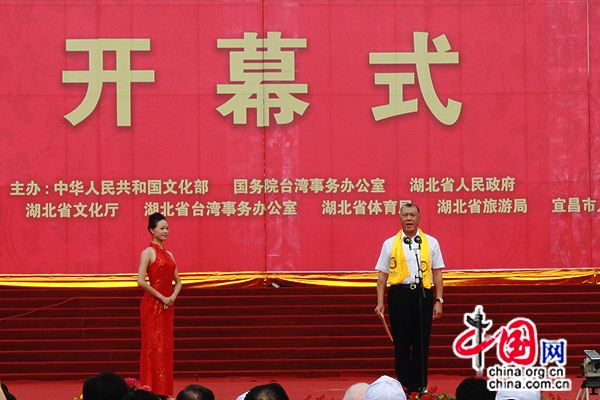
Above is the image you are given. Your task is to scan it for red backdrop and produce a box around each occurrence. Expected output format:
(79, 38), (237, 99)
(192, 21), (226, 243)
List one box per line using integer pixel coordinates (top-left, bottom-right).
(0, 0), (598, 275)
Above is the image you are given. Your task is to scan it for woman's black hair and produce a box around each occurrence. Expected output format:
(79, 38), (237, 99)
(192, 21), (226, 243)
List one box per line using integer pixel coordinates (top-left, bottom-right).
(148, 212), (167, 233)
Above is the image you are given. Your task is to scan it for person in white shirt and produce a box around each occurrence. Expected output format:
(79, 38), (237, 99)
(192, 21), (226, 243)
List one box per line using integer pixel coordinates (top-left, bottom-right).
(374, 203), (445, 396)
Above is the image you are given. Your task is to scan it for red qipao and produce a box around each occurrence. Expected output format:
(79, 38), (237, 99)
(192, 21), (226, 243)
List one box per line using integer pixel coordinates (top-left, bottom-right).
(140, 242), (176, 396)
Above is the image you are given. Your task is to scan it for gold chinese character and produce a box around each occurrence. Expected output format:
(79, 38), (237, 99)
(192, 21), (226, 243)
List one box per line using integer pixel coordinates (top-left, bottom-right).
(217, 32), (308, 127)
(63, 39), (155, 126)
(370, 32), (461, 125)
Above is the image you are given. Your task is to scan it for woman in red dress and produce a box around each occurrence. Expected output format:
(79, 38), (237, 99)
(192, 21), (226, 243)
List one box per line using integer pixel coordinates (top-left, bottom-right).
(137, 212), (182, 398)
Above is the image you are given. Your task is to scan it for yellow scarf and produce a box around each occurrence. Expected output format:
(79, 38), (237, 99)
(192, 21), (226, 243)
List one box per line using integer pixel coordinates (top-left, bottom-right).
(388, 229), (432, 288)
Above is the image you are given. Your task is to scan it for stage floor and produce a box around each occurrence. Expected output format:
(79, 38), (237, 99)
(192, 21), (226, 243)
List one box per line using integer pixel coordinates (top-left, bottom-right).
(2, 374), (583, 400)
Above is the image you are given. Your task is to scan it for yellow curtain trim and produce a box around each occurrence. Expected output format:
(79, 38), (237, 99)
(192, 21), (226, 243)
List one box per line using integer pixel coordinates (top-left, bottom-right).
(0, 269), (597, 288)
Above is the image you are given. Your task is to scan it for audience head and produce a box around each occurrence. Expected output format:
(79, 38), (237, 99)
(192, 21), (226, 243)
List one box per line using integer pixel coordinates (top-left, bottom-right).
(365, 375), (406, 400)
(82, 371), (129, 400)
(455, 377), (495, 400)
(244, 383), (289, 400)
(177, 384), (215, 400)
(122, 389), (160, 400)
(342, 382), (369, 400)
(496, 389), (540, 400)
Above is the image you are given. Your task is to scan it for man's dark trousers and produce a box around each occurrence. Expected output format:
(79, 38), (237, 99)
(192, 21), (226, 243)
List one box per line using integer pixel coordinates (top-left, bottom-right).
(387, 284), (434, 393)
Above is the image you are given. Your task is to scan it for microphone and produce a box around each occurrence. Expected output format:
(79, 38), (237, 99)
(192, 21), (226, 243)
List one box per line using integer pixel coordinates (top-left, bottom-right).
(403, 235), (422, 288)
(411, 236), (422, 285)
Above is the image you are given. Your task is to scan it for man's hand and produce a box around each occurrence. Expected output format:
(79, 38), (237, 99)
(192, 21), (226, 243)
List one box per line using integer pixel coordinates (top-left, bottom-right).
(432, 301), (442, 320)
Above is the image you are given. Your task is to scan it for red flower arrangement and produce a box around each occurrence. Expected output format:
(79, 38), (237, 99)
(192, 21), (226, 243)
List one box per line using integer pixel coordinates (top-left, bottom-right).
(124, 377), (153, 394)
(541, 394), (562, 400)
(301, 387), (456, 400)
(406, 386), (455, 400)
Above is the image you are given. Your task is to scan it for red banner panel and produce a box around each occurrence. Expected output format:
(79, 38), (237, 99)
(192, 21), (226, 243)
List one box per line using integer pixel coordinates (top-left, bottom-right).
(0, 0), (597, 275)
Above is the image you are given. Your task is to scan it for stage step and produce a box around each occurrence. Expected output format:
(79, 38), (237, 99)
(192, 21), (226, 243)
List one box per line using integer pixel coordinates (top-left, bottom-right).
(0, 284), (598, 380)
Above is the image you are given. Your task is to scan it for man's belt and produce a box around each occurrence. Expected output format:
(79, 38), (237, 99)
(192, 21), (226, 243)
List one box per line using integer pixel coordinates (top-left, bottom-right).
(396, 283), (418, 290)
